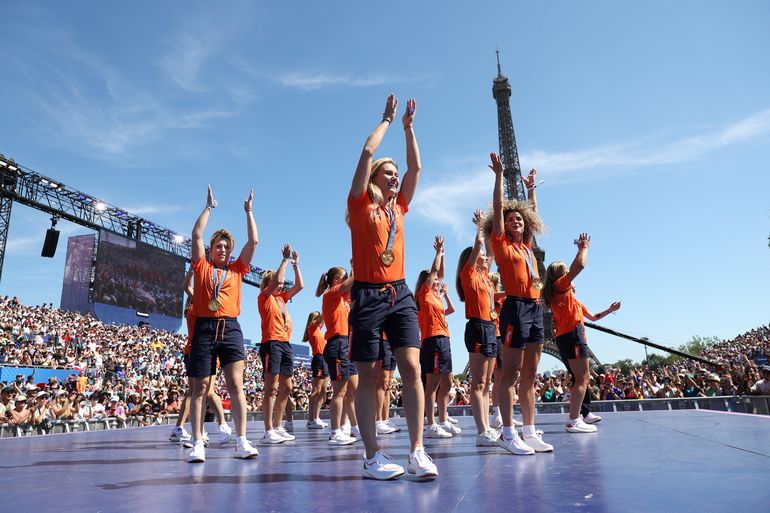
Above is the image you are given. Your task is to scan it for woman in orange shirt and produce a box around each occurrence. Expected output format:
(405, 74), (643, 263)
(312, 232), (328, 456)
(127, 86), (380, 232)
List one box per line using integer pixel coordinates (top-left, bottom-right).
(258, 244), (304, 444)
(543, 233), (620, 433)
(302, 311), (329, 430)
(346, 94), (436, 480)
(186, 185), (258, 462)
(416, 235), (457, 438)
(485, 152), (549, 454)
(316, 266), (357, 446)
(456, 211), (511, 449)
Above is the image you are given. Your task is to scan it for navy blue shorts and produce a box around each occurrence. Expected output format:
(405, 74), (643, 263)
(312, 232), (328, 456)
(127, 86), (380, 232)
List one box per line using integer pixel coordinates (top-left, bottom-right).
(323, 335), (353, 382)
(259, 340), (294, 377)
(349, 280), (420, 362)
(379, 339), (397, 371)
(420, 336), (453, 374)
(464, 318), (497, 358)
(500, 296), (545, 348)
(555, 323), (590, 362)
(187, 317), (245, 377)
(495, 336), (503, 369)
(311, 354), (329, 379)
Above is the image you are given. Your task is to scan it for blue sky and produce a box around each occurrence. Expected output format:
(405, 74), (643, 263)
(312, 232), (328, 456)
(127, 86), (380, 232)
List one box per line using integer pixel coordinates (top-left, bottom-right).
(1, 1), (768, 372)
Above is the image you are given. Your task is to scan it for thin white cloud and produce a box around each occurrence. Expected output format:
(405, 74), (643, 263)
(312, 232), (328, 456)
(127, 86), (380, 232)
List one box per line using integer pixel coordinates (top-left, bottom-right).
(122, 205), (183, 216)
(413, 108), (770, 239)
(279, 72), (433, 91)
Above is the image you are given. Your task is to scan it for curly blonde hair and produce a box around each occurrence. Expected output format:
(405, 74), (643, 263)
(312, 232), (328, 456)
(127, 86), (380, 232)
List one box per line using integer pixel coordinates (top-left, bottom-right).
(481, 199), (544, 244)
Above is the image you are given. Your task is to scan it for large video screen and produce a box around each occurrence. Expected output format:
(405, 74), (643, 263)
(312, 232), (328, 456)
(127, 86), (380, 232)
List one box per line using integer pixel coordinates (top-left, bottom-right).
(93, 230), (185, 318)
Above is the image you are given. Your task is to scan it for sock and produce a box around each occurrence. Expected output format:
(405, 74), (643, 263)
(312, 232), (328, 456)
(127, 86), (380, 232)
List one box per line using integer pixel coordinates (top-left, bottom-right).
(237, 436), (248, 446)
(568, 417), (579, 426)
(502, 426), (516, 439)
(522, 425), (536, 436)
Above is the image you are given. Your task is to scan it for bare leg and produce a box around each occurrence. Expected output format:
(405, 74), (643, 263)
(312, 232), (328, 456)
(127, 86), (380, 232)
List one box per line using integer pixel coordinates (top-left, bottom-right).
(392, 347), (424, 452)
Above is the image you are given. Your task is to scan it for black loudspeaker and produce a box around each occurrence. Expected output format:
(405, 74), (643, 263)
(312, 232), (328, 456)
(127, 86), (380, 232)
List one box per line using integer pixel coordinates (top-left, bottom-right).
(41, 228), (60, 258)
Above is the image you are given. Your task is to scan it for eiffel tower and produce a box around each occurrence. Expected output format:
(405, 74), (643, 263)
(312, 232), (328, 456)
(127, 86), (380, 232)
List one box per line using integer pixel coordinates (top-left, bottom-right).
(491, 50), (601, 368)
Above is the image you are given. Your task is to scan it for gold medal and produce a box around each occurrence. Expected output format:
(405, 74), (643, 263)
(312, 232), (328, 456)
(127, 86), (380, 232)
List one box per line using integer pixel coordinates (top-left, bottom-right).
(490, 310), (499, 320)
(532, 278), (543, 291)
(208, 299), (221, 311)
(381, 249), (395, 267)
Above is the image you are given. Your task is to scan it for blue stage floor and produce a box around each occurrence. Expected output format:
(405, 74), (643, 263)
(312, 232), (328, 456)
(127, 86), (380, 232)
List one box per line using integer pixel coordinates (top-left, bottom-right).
(2, 410), (769, 513)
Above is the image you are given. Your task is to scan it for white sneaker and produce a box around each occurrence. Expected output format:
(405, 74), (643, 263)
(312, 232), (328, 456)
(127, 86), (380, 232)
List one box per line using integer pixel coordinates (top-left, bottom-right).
(446, 416), (459, 425)
(187, 443), (206, 463)
(425, 424), (452, 439)
(350, 425), (361, 439)
(566, 417), (598, 433)
(202, 431), (209, 447)
(169, 427), (191, 443)
(497, 433), (535, 455)
(440, 421), (462, 435)
(376, 420), (397, 435)
(489, 428), (501, 441)
(407, 447), (438, 478)
(328, 430), (357, 446)
(307, 419), (326, 430)
(363, 451), (405, 480)
(522, 432), (554, 452)
(342, 423), (351, 436)
(491, 415), (503, 429)
(385, 419), (401, 432)
(234, 439), (259, 459)
(476, 430), (499, 447)
(261, 430), (286, 444)
(219, 424), (233, 445)
(583, 412), (602, 424)
(275, 427), (296, 441)
(284, 421), (294, 433)
(512, 418), (524, 427)
(183, 440), (194, 449)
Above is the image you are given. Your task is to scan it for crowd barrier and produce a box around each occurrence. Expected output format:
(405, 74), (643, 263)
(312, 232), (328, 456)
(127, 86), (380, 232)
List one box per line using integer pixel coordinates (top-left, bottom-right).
(2, 396), (768, 438)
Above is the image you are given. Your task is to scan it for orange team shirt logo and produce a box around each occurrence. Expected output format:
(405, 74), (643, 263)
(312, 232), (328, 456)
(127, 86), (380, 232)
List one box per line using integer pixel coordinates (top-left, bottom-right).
(490, 232), (540, 300)
(191, 257), (249, 318)
(347, 192), (408, 283)
(416, 283), (450, 340)
(549, 275), (587, 338)
(258, 290), (292, 343)
(460, 262), (492, 321)
(323, 285), (350, 340)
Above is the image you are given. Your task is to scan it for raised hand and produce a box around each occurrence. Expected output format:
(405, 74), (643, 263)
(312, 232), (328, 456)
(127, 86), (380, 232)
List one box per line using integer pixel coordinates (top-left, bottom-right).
(574, 233), (591, 249)
(282, 243), (292, 260)
(402, 98), (416, 128)
(382, 94), (398, 123)
(472, 209), (484, 226)
(207, 185), (216, 208)
(488, 152), (504, 175)
(433, 235), (444, 253)
(244, 190), (253, 212)
(608, 301), (621, 313)
(291, 250), (299, 266)
(523, 169), (538, 190)
(440, 283), (448, 296)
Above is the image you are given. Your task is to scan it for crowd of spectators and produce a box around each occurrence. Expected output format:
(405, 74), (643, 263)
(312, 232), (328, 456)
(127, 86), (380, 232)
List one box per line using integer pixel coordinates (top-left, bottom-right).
(1, 296), (768, 436)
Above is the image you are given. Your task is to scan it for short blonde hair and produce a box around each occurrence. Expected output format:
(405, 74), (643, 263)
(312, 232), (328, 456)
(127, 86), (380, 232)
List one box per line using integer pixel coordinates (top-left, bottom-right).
(210, 229), (235, 252)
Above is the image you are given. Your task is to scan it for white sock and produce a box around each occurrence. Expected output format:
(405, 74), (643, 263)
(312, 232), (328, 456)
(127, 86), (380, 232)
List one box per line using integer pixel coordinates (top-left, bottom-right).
(237, 436), (248, 446)
(522, 425), (536, 436)
(502, 426), (516, 439)
(568, 417), (579, 425)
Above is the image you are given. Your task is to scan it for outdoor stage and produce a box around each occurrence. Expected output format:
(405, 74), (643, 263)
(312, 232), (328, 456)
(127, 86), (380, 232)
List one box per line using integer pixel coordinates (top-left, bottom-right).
(2, 410), (768, 512)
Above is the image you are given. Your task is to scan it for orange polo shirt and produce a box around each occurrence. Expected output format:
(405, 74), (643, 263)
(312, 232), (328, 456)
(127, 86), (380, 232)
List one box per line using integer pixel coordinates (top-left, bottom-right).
(490, 232), (540, 299)
(460, 262), (492, 321)
(307, 324), (327, 356)
(416, 283), (450, 340)
(549, 275), (588, 337)
(191, 257), (249, 318)
(258, 290), (292, 342)
(347, 192), (408, 283)
(322, 284), (350, 339)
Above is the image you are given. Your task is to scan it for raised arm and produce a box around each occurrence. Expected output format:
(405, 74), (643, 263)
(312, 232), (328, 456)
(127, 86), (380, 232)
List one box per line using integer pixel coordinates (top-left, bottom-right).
(440, 283), (455, 316)
(435, 235), (446, 281)
(284, 249), (304, 300)
(339, 265), (355, 295)
(470, 209), (485, 265)
(583, 301), (622, 322)
(183, 269), (194, 298)
(237, 190), (258, 265)
(398, 98), (421, 206)
(429, 235), (443, 281)
(191, 185), (215, 263)
(350, 95), (398, 200)
(263, 244), (291, 297)
(564, 233), (590, 283)
(523, 168), (539, 213)
(489, 153), (504, 236)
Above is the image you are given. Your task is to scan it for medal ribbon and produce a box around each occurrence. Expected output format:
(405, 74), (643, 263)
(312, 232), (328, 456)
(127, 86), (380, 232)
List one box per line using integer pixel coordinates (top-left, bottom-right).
(384, 207), (397, 255)
(211, 268), (227, 303)
(515, 244), (536, 283)
(277, 297), (289, 330)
